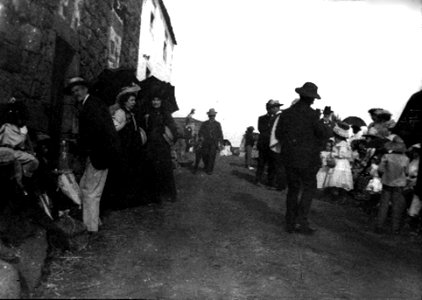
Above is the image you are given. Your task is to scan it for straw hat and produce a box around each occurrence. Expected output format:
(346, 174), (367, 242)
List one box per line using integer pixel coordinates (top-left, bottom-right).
(333, 122), (350, 139)
(64, 77), (89, 94)
(266, 100), (283, 109)
(116, 85), (141, 103)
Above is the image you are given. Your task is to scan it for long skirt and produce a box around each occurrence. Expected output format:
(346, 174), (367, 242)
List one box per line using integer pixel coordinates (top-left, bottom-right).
(324, 159), (353, 191)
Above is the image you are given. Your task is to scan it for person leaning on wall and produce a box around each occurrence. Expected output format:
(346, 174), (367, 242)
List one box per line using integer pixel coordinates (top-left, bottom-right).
(65, 77), (121, 234)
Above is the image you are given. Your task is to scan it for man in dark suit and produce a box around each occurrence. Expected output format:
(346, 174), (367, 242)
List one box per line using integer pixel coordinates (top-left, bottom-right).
(275, 82), (330, 235)
(255, 100), (283, 188)
(197, 108), (223, 175)
(66, 77), (120, 233)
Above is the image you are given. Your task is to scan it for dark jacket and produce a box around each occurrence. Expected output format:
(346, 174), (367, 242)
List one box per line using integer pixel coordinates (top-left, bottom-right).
(244, 131), (255, 147)
(199, 120), (223, 147)
(275, 101), (330, 169)
(257, 113), (276, 150)
(141, 109), (178, 152)
(79, 95), (120, 170)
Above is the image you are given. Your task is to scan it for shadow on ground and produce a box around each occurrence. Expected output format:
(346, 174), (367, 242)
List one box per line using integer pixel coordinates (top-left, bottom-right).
(231, 170), (256, 185)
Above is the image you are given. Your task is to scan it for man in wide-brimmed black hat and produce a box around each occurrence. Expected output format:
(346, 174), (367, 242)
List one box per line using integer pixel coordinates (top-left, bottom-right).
(65, 76), (120, 233)
(275, 82), (331, 235)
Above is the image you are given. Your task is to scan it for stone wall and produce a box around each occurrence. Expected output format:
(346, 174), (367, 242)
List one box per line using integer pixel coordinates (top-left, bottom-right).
(0, 0), (142, 138)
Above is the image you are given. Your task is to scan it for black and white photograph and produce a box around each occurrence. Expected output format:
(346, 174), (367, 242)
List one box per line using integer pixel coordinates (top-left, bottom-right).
(0, 0), (421, 298)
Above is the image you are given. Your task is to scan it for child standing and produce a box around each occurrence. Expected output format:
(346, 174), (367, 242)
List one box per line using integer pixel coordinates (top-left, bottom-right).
(317, 140), (334, 189)
(375, 139), (409, 234)
(324, 122), (354, 193)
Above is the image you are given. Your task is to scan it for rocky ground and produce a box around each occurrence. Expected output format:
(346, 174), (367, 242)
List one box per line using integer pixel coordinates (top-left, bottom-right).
(32, 155), (422, 299)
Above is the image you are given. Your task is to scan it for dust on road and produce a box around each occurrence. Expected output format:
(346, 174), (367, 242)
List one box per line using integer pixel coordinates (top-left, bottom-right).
(33, 155), (422, 299)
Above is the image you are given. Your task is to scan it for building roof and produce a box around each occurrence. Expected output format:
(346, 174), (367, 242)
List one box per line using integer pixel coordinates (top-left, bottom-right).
(157, 0), (177, 45)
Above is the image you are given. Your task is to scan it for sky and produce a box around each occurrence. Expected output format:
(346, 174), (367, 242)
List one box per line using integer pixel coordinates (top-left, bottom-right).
(165, 0), (422, 146)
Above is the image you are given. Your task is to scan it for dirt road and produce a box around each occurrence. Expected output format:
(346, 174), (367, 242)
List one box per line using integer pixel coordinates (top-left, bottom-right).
(33, 155), (422, 299)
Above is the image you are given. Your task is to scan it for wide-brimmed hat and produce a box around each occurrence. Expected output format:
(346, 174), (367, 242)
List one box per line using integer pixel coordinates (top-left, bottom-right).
(295, 82), (321, 99)
(64, 77), (89, 94)
(323, 106), (333, 115)
(368, 108), (383, 115)
(116, 85), (141, 103)
(333, 122), (350, 139)
(266, 99), (283, 108)
(207, 108), (217, 116)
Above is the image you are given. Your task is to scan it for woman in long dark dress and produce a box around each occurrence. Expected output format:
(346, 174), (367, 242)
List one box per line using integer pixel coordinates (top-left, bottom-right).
(140, 92), (178, 204)
(105, 86), (145, 208)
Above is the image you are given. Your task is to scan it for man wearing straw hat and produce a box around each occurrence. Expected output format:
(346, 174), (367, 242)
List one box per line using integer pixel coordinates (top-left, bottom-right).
(255, 99), (284, 188)
(197, 108), (224, 175)
(65, 77), (120, 234)
(275, 82), (330, 235)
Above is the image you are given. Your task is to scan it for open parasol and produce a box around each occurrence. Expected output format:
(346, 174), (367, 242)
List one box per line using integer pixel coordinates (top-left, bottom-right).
(137, 75), (179, 114)
(90, 68), (141, 106)
(343, 116), (367, 128)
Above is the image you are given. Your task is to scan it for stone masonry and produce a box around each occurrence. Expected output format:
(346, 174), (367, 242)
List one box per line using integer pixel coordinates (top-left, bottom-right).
(0, 0), (142, 139)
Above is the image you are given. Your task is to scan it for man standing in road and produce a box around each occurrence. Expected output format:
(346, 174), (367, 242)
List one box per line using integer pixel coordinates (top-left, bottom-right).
(275, 82), (330, 234)
(255, 100), (283, 188)
(66, 77), (120, 234)
(197, 108), (223, 175)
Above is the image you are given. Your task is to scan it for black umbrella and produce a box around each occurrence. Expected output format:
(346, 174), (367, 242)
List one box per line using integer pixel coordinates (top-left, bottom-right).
(343, 116), (367, 128)
(90, 68), (140, 106)
(137, 76), (179, 114)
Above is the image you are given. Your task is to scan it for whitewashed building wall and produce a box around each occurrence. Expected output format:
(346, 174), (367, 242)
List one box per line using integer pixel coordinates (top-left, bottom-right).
(136, 0), (176, 83)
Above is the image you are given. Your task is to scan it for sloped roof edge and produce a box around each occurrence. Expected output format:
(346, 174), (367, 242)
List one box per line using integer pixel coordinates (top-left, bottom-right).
(157, 0), (177, 45)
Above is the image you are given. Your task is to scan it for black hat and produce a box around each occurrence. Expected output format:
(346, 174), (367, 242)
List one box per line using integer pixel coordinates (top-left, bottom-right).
(295, 82), (321, 99)
(323, 106), (333, 115)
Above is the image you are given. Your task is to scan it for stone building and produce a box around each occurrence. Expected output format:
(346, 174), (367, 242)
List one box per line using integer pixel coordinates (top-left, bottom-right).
(136, 0), (176, 83)
(0, 0), (142, 142)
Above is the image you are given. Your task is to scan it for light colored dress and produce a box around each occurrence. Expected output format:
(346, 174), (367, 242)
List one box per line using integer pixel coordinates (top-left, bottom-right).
(324, 140), (354, 191)
(316, 151), (331, 189)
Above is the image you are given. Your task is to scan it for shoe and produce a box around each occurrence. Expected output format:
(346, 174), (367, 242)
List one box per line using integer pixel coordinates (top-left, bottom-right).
(295, 225), (316, 235)
(248, 166), (255, 170)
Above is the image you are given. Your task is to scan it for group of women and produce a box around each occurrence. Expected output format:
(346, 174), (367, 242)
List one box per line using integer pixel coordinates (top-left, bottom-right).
(104, 85), (178, 210)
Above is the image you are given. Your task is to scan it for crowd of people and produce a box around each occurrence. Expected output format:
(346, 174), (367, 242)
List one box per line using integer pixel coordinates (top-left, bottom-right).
(1, 77), (420, 261)
(239, 82), (421, 236)
(0, 76), (181, 247)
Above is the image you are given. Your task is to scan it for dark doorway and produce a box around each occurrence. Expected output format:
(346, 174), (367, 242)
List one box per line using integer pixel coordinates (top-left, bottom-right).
(49, 37), (75, 150)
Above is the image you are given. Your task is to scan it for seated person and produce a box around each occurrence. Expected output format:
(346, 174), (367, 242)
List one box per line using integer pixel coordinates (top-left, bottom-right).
(0, 98), (39, 192)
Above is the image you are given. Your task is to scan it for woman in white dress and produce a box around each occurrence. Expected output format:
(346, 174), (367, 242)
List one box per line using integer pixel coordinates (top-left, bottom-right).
(324, 122), (354, 192)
